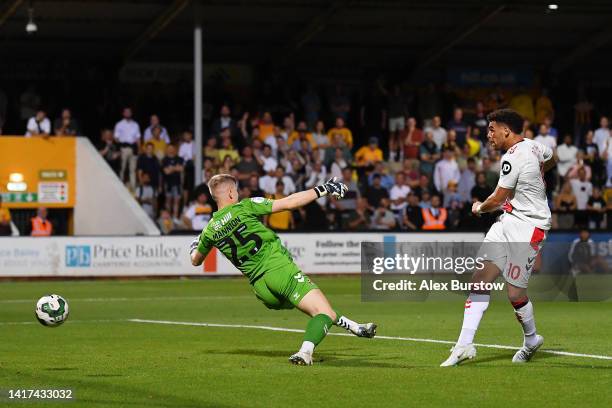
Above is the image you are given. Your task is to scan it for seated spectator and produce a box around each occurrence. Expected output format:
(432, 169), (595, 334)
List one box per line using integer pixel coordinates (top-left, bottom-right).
(424, 115), (447, 150)
(390, 172), (411, 215)
(587, 187), (606, 229)
(30, 207), (52, 236)
(324, 133), (352, 168)
(413, 174), (432, 200)
(135, 172), (156, 219)
(210, 105), (237, 141)
(421, 195), (447, 230)
(183, 192), (213, 230)
(443, 180), (464, 229)
(219, 155), (236, 175)
(570, 168), (593, 227)
(557, 134), (578, 178)
(367, 162), (394, 189)
(542, 115), (558, 137)
(330, 147), (348, 179)
(402, 117), (423, 160)
(370, 198), (396, 230)
(582, 131), (604, 187)
(418, 131), (440, 178)
(25, 109), (51, 137)
(433, 148), (460, 195)
(0, 195), (11, 236)
(566, 151), (592, 180)
(235, 146), (261, 182)
(288, 121), (316, 150)
(260, 166), (296, 196)
(471, 172), (493, 203)
(54, 108), (79, 136)
(279, 115), (295, 140)
(148, 125), (168, 160)
(143, 114), (170, 143)
(161, 145), (184, 221)
(304, 161), (327, 190)
(136, 142), (161, 190)
(247, 174), (265, 197)
(257, 144), (278, 174)
(327, 117), (353, 148)
(217, 132), (240, 163)
(204, 137), (219, 164)
(419, 190), (432, 209)
(442, 129), (462, 156)
(365, 174), (390, 208)
(534, 124), (557, 150)
(446, 108), (470, 148)
(346, 197), (371, 231)
(265, 181), (294, 231)
(158, 209), (179, 235)
(179, 131), (195, 201)
(355, 137), (383, 168)
(258, 111), (275, 141)
(554, 181), (577, 229)
(401, 159), (421, 189)
(98, 128), (121, 174)
(402, 192), (423, 230)
(312, 120), (329, 161)
(458, 158), (477, 204)
(471, 101), (488, 144)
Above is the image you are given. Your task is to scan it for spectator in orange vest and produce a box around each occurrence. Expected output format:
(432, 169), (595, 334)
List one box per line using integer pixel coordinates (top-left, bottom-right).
(31, 207), (52, 236)
(421, 195), (447, 230)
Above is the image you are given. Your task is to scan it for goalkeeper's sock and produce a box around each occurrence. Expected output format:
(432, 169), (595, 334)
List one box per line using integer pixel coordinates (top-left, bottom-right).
(301, 314), (334, 354)
(457, 293), (490, 346)
(512, 297), (538, 348)
(334, 313), (360, 334)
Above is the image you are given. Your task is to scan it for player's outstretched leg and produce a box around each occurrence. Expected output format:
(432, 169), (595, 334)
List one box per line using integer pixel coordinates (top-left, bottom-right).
(336, 313), (377, 338)
(508, 287), (544, 363)
(441, 261), (499, 367)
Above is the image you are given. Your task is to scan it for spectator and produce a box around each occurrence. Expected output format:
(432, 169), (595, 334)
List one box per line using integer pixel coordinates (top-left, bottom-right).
(582, 131), (604, 187)
(557, 134), (578, 178)
(0, 195), (11, 236)
(329, 83), (351, 121)
(418, 131), (440, 178)
(135, 172), (156, 219)
(442, 129), (462, 156)
(554, 181), (577, 229)
(346, 197), (371, 231)
(97, 128), (121, 174)
(355, 137), (383, 168)
(323, 133), (352, 168)
(413, 174), (432, 200)
(288, 121), (316, 151)
(366, 174), (390, 208)
(258, 144), (278, 174)
(247, 174), (265, 197)
(217, 135), (240, 164)
(444, 180), (464, 229)
(54, 108), (79, 136)
(183, 191), (213, 230)
(304, 161), (327, 190)
(587, 187), (606, 229)
(402, 192), (423, 230)
(471, 172), (493, 203)
(421, 194), (447, 230)
(471, 101), (489, 143)
(114, 107), (141, 191)
(566, 151), (592, 180)
(446, 108), (470, 148)
(210, 105), (237, 140)
(458, 158), (477, 203)
(389, 172), (411, 216)
(402, 117), (423, 161)
(30, 207), (52, 236)
(136, 142), (161, 191)
(370, 198), (396, 230)
(157, 209), (179, 235)
(312, 120), (329, 161)
(543, 116), (558, 138)
(260, 166), (295, 196)
(593, 116), (610, 155)
(179, 131), (195, 201)
(419, 190), (432, 209)
(148, 126), (168, 160)
(265, 181), (295, 231)
(327, 117), (353, 148)
(535, 124), (557, 150)
(425, 115), (447, 150)
(25, 109), (51, 137)
(143, 114), (170, 143)
(204, 137), (218, 163)
(161, 144), (184, 221)
(331, 168), (360, 214)
(433, 148), (460, 195)
(235, 146), (261, 182)
(482, 157), (499, 188)
(570, 167), (593, 227)
(330, 147), (348, 179)
(258, 111), (275, 142)
(301, 85), (321, 130)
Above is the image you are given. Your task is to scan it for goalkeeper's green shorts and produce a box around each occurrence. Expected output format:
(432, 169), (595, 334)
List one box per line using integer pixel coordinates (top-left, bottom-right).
(251, 262), (318, 310)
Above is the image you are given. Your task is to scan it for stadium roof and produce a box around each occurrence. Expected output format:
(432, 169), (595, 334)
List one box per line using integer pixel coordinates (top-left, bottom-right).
(2, 0), (612, 74)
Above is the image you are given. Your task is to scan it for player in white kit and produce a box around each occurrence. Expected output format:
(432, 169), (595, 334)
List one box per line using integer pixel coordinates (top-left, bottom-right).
(441, 109), (557, 366)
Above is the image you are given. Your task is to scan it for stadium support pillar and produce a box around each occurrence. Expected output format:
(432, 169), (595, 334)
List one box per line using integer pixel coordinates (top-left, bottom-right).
(194, 9), (203, 186)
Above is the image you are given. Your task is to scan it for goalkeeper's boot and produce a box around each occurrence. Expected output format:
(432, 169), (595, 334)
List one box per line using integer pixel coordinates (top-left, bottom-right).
(440, 344), (477, 367)
(512, 335), (544, 363)
(289, 351), (313, 366)
(355, 323), (377, 338)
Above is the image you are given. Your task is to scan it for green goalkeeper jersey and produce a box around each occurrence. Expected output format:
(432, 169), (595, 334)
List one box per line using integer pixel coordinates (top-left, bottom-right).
(196, 197), (294, 283)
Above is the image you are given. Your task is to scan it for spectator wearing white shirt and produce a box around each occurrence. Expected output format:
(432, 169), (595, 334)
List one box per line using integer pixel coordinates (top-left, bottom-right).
(143, 114), (170, 143)
(179, 131), (195, 204)
(556, 134), (578, 177)
(424, 115), (447, 150)
(570, 168), (593, 210)
(433, 148), (460, 195)
(25, 110), (51, 137)
(259, 166), (296, 196)
(304, 161), (328, 189)
(389, 172), (411, 213)
(182, 191), (213, 231)
(534, 124), (557, 151)
(114, 107), (141, 191)
(593, 116), (610, 156)
(258, 144), (278, 174)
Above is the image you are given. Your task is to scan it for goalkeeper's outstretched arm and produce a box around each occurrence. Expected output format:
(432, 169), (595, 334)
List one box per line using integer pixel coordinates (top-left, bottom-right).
(271, 177), (347, 213)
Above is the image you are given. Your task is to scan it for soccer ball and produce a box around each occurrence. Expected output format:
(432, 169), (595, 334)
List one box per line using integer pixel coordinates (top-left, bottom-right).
(35, 294), (69, 327)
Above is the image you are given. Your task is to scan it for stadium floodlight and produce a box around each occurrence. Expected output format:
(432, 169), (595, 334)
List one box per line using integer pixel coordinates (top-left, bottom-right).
(7, 173), (27, 192)
(25, 6), (38, 34)
(548, 4), (559, 10)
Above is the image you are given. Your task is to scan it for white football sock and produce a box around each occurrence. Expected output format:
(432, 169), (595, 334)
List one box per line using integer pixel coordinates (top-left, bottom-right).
(299, 341), (315, 355)
(457, 293), (490, 346)
(335, 315), (360, 334)
(514, 300), (538, 347)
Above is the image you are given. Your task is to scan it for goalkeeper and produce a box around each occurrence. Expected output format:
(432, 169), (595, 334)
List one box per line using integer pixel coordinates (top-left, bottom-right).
(190, 174), (377, 365)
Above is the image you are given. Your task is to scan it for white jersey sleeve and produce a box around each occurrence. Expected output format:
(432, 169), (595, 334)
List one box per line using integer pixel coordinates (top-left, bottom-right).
(498, 152), (520, 190)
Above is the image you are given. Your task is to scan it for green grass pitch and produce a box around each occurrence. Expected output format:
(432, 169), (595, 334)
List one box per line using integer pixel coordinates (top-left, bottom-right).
(1, 277), (610, 407)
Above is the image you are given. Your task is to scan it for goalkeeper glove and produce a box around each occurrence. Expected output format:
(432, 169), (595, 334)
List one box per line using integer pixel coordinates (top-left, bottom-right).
(314, 177), (349, 199)
(189, 237), (199, 256)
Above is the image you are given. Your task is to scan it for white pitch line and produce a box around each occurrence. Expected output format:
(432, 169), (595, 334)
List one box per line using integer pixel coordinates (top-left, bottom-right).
(128, 319), (612, 361)
(0, 319), (123, 325)
(0, 295), (253, 304)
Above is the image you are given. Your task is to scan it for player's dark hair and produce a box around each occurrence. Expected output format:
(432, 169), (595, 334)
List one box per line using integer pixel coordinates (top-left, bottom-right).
(487, 109), (524, 134)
